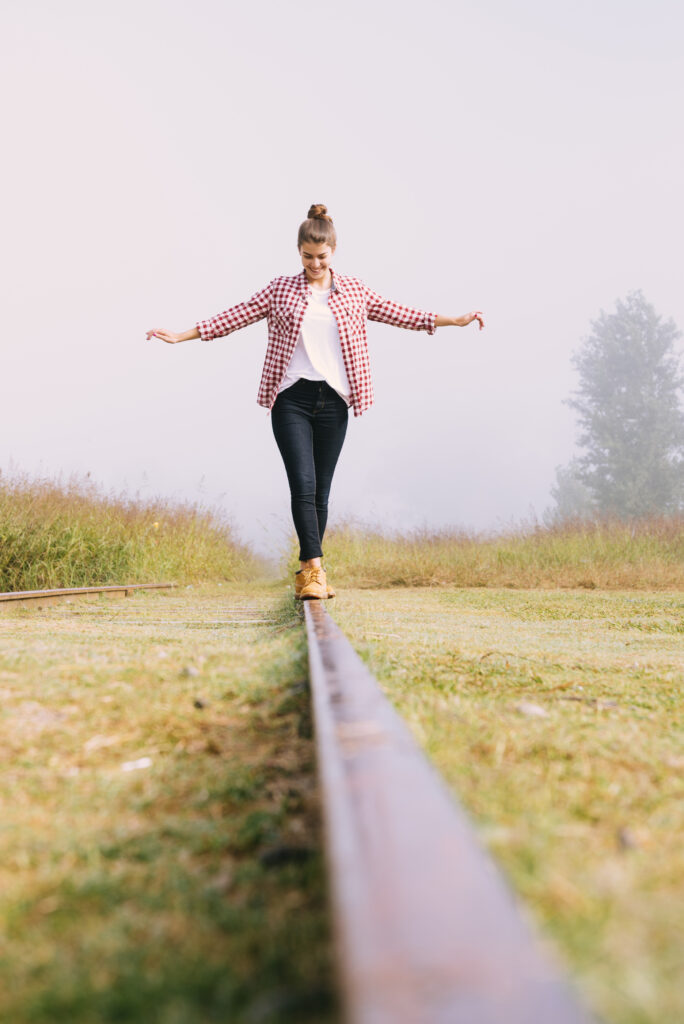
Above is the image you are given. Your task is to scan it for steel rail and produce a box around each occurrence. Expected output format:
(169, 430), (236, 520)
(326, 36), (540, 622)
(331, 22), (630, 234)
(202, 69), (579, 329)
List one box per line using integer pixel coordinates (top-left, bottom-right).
(303, 600), (594, 1024)
(0, 583), (175, 608)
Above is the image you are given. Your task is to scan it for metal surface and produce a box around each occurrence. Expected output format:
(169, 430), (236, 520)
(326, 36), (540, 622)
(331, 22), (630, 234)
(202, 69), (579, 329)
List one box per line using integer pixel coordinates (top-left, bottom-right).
(304, 599), (594, 1024)
(0, 583), (175, 608)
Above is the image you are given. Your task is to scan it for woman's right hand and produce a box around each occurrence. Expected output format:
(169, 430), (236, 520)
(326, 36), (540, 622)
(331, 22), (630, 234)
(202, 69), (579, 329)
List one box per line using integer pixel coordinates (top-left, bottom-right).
(146, 328), (184, 344)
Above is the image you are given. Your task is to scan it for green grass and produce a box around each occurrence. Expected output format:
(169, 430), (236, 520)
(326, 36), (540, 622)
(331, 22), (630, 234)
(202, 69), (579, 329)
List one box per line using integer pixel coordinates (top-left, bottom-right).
(0, 472), (263, 591)
(0, 583), (336, 1024)
(3, 473), (682, 1021)
(330, 587), (683, 1024)
(313, 517), (684, 590)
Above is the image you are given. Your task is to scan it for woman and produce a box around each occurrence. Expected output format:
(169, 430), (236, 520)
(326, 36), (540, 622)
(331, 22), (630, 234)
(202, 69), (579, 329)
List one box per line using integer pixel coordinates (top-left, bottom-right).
(147, 204), (484, 600)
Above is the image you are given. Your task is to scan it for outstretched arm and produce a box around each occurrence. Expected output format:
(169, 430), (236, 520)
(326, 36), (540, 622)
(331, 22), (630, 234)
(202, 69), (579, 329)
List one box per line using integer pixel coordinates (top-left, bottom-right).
(146, 327), (200, 344)
(365, 286), (484, 334)
(435, 311), (485, 330)
(147, 280), (273, 346)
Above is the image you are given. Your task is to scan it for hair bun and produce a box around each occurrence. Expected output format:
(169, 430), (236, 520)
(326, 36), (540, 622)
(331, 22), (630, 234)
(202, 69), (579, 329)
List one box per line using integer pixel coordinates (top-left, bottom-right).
(307, 203), (333, 222)
(298, 205), (337, 248)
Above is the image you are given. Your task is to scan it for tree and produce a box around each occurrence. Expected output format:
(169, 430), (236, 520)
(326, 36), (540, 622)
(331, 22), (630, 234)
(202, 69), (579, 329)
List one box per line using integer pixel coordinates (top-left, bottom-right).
(545, 458), (595, 525)
(565, 291), (684, 518)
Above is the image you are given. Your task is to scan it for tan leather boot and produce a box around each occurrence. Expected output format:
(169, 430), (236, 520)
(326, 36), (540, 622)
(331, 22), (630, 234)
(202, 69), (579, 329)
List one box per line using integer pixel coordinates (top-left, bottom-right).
(295, 566), (335, 600)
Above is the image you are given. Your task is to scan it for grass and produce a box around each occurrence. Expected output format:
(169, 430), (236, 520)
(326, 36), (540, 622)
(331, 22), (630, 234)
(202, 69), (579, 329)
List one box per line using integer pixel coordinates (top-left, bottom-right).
(0, 583), (336, 1024)
(0, 471), (263, 591)
(313, 516), (684, 590)
(5, 472), (681, 594)
(3, 472), (682, 1021)
(330, 586), (684, 1024)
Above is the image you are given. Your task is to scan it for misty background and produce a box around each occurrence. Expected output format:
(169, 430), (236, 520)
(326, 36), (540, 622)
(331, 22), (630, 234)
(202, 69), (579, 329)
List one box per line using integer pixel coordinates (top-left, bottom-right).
(2, 0), (683, 556)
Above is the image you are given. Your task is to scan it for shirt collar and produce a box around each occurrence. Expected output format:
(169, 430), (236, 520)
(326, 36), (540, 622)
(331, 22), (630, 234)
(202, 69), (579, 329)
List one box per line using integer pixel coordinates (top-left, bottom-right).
(299, 267), (341, 294)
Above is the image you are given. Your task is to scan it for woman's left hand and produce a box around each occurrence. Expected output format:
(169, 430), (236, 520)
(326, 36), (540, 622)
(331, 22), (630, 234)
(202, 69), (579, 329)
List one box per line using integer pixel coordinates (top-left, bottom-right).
(435, 311), (485, 330)
(456, 311), (485, 330)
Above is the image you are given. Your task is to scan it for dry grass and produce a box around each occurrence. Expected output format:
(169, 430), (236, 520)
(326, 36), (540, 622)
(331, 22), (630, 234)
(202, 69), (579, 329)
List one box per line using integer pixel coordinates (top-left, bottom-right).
(331, 587), (684, 1024)
(0, 471), (263, 590)
(0, 583), (335, 1023)
(312, 516), (684, 590)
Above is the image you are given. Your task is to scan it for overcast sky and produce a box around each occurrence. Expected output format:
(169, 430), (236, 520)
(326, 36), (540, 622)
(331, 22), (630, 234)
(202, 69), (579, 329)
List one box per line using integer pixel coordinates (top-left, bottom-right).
(2, 0), (682, 554)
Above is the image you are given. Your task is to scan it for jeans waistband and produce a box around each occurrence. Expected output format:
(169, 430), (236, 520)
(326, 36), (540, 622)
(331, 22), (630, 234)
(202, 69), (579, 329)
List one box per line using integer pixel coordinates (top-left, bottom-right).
(288, 378), (333, 391)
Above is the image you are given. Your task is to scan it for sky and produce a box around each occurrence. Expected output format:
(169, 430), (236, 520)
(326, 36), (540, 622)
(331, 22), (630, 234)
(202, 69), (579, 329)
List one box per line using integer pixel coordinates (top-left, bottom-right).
(2, 0), (683, 555)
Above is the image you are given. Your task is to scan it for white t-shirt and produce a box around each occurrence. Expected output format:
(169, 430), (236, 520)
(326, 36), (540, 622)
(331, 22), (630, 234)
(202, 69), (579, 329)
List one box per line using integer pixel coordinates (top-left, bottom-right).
(278, 287), (351, 403)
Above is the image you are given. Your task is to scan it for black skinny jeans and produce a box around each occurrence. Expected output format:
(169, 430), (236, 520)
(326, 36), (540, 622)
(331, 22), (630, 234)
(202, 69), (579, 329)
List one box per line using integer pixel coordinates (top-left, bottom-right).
(271, 379), (349, 561)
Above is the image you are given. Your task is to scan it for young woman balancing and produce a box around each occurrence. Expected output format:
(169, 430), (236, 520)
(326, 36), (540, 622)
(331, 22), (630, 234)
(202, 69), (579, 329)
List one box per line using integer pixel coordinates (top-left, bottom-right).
(147, 205), (484, 600)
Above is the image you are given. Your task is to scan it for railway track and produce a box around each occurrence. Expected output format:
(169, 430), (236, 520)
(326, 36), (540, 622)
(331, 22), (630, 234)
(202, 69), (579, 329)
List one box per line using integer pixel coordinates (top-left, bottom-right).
(0, 582), (175, 608)
(304, 599), (594, 1024)
(5, 583), (594, 1021)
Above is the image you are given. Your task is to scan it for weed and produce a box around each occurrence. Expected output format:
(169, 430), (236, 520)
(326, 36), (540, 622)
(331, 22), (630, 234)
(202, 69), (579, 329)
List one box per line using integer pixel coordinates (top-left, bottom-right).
(307, 516), (684, 591)
(0, 470), (265, 590)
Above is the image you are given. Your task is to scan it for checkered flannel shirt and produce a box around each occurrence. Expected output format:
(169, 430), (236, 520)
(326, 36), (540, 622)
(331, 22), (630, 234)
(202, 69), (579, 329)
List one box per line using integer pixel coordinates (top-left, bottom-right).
(196, 268), (437, 416)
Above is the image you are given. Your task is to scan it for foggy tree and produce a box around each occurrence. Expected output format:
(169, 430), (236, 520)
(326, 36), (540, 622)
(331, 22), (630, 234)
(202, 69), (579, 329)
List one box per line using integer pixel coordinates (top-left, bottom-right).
(564, 291), (683, 518)
(545, 458), (594, 525)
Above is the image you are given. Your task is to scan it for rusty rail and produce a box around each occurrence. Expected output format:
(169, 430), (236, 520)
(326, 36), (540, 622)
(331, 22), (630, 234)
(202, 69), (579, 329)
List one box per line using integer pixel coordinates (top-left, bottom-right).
(0, 583), (175, 608)
(303, 600), (594, 1024)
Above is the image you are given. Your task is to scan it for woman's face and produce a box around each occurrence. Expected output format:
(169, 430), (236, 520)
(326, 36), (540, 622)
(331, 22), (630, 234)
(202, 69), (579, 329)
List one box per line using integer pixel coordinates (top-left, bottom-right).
(299, 241), (335, 283)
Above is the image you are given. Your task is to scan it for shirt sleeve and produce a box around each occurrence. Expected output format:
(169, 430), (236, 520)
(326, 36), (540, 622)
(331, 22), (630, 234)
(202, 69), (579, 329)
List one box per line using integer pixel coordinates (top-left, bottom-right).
(364, 285), (437, 336)
(196, 281), (272, 341)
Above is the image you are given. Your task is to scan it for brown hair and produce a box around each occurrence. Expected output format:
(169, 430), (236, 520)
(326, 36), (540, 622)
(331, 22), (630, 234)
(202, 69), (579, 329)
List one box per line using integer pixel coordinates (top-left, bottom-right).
(297, 203), (337, 249)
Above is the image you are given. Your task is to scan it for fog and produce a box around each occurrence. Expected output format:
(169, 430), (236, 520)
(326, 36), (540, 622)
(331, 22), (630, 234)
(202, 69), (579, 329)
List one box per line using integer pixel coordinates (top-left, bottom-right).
(2, 0), (683, 555)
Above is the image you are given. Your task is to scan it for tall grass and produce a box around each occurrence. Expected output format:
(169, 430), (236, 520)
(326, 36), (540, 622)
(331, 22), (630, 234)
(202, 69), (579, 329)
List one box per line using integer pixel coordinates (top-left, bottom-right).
(315, 516), (684, 590)
(0, 471), (263, 591)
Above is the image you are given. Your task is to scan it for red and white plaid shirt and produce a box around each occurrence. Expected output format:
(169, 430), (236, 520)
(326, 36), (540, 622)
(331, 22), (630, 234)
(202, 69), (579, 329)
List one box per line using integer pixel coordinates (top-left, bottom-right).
(196, 268), (436, 416)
